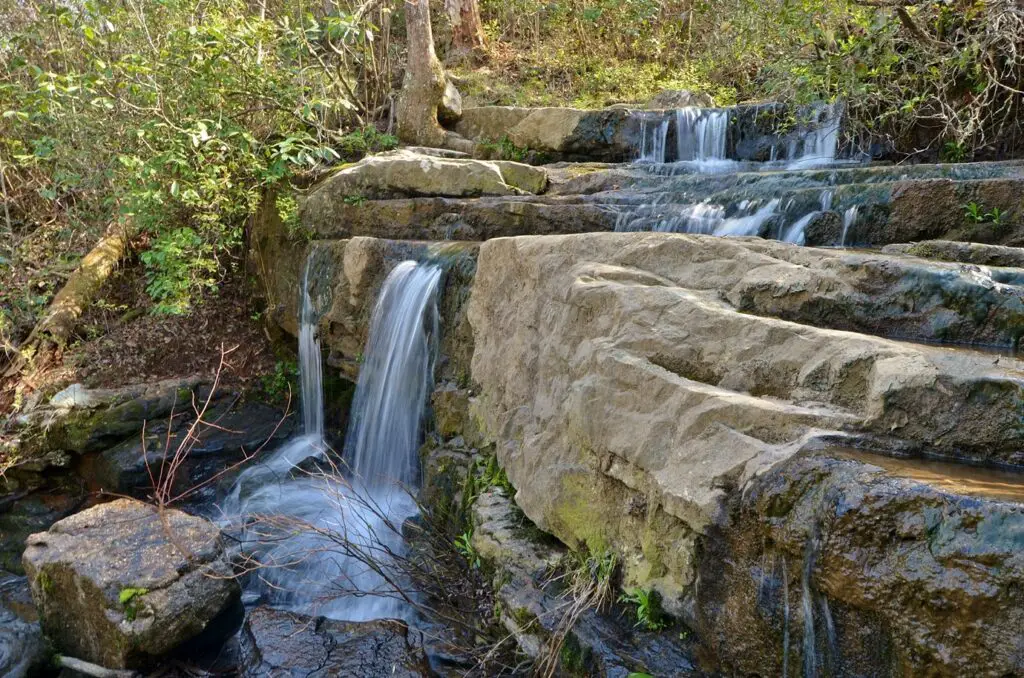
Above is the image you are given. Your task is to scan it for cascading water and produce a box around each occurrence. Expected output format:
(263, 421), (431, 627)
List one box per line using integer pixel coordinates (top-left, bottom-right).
(676, 107), (729, 164)
(840, 206), (859, 247)
(785, 103), (842, 170)
(615, 198), (780, 239)
(781, 211), (817, 245)
(299, 262), (324, 441)
(223, 257), (442, 621)
(638, 115), (670, 163)
(618, 102), (864, 248)
(345, 261), (441, 488)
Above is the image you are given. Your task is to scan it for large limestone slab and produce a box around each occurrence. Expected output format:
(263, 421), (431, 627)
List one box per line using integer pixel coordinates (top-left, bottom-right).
(467, 232), (1024, 599)
(22, 498), (239, 669)
(456, 106), (638, 162)
(303, 149), (547, 204)
(466, 231), (1024, 674)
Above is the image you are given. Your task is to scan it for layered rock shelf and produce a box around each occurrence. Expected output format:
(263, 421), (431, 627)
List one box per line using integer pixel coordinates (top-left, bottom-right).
(8, 105), (1024, 676)
(250, 141), (1024, 676)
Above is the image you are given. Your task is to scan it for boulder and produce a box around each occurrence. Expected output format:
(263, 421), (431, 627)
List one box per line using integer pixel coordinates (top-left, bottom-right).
(455, 106), (639, 162)
(438, 80), (463, 126)
(466, 231), (1024, 597)
(698, 451), (1024, 676)
(302, 149), (547, 204)
(451, 106), (534, 142)
(238, 607), (431, 677)
(10, 377), (210, 472)
(647, 89), (714, 109)
(22, 498), (239, 669)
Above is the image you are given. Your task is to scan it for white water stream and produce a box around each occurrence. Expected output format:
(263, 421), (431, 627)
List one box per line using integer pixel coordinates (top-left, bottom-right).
(224, 258), (442, 620)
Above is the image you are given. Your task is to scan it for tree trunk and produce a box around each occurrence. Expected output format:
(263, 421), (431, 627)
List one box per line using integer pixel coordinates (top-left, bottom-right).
(445, 0), (485, 51)
(396, 0), (449, 147)
(396, 0), (474, 152)
(3, 219), (133, 378)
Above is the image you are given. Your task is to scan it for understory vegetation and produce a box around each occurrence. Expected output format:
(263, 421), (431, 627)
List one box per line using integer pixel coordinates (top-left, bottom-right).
(465, 0), (1024, 160)
(2, 0), (1022, 384)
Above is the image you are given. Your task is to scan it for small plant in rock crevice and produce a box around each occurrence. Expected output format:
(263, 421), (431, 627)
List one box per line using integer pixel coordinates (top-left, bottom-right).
(535, 548), (619, 678)
(119, 587), (149, 621)
(963, 201), (987, 223)
(454, 529), (481, 569)
(619, 587), (669, 632)
(962, 201), (1011, 230)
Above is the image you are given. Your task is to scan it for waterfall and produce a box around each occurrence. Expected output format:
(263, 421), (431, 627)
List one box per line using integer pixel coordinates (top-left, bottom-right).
(345, 261), (441, 487)
(716, 199), (781, 237)
(786, 103), (842, 170)
(781, 211), (818, 246)
(782, 557), (791, 678)
(638, 115), (670, 163)
(615, 199), (779, 238)
(676, 107), (729, 162)
(819, 190), (834, 212)
(223, 257), (442, 621)
(299, 261), (324, 441)
(802, 543), (818, 678)
(840, 206), (859, 247)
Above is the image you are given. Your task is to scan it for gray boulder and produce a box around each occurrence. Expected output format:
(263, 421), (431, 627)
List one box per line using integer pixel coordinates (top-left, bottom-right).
(438, 80), (463, 126)
(22, 498), (239, 669)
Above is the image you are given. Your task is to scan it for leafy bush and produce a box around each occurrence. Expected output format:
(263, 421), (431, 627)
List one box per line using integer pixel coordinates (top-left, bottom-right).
(1, 0), (396, 317)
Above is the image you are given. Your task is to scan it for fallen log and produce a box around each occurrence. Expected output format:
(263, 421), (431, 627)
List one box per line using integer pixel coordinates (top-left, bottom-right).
(3, 218), (134, 379)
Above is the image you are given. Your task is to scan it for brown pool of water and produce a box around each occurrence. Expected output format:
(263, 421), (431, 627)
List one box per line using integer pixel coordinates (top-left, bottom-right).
(828, 448), (1024, 503)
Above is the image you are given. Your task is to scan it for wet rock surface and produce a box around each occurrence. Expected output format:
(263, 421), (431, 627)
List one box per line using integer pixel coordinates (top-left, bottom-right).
(88, 400), (293, 497)
(0, 570), (47, 678)
(9, 377), (212, 474)
(698, 451), (1024, 676)
(0, 474), (85, 574)
(472, 489), (705, 677)
(238, 607), (432, 677)
(22, 498), (239, 669)
(465, 231), (1024, 673)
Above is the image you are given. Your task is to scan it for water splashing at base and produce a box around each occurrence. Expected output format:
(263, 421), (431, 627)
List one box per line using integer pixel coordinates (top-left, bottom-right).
(224, 257), (442, 621)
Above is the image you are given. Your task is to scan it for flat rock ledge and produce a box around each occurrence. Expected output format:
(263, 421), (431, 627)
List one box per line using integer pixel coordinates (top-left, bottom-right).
(22, 498), (239, 669)
(239, 607), (432, 677)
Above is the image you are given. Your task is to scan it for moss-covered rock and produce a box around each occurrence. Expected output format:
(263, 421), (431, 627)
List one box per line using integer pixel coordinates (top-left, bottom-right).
(10, 378), (211, 474)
